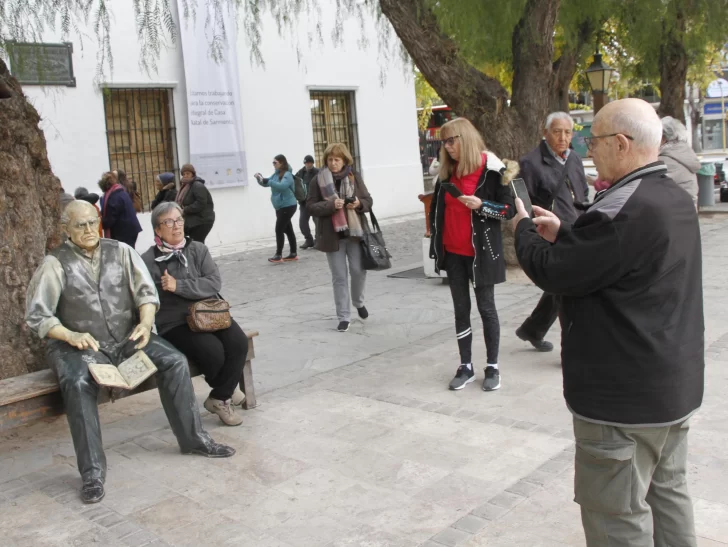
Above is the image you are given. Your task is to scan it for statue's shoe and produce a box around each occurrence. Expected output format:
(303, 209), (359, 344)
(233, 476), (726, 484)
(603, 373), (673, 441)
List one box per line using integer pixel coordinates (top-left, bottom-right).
(81, 479), (105, 504)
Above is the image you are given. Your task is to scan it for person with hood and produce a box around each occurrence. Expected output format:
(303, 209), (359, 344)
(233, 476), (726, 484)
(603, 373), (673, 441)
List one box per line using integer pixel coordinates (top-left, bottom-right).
(98, 171), (143, 248)
(176, 163), (215, 243)
(429, 117), (516, 392)
(254, 154), (298, 263)
(74, 187), (103, 236)
(152, 172), (178, 209)
(659, 116), (700, 208)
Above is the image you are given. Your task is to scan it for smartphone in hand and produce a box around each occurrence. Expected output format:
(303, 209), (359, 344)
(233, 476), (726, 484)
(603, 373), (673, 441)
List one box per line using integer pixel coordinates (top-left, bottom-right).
(440, 182), (464, 198)
(510, 178), (533, 216)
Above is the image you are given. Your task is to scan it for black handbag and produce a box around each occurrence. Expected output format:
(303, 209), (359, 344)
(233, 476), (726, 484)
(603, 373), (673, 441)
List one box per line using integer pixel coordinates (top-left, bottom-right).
(359, 210), (392, 271)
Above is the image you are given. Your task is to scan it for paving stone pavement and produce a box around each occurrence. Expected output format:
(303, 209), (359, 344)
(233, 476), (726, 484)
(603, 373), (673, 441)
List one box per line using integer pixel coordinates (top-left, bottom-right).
(1, 215), (727, 546)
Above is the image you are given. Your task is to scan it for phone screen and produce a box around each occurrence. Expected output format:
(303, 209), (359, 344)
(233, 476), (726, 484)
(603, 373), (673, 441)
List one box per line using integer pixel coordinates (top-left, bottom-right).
(440, 182), (464, 198)
(510, 178), (533, 216)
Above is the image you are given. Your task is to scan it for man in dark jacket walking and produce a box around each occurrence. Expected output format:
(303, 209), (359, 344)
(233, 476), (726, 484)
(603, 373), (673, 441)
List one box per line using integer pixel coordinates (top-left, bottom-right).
(515, 112), (588, 352)
(295, 155), (319, 249)
(514, 98), (703, 547)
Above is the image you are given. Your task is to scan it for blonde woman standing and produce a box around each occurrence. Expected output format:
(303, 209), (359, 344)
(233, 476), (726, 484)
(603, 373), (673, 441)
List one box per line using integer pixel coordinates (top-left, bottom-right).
(429, 118), (517, 392)
(307, 143), (373, 332)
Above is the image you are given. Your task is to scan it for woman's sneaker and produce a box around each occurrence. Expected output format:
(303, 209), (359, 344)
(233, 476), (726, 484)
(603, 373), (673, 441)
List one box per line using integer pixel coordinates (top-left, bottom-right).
(357, 306), (369, 319)
(337, 321), (350, 332)
(268, 254), (283, 263)
(482, 366), (501, 391)
(283, 253), (298, 261)
(231, 386), (245, 407)
(204, 397), (243, 426)
(449, 365), (475, 390)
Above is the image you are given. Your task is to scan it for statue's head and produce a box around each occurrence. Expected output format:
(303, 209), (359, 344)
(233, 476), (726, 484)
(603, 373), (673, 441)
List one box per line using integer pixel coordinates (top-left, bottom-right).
(62, 200), (101, 251)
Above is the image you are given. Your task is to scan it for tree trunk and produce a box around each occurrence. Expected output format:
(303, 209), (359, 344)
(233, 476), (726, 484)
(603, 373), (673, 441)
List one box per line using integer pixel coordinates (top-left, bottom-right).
(0, 59), (63, 380)
(379, 0), (560, 268)
(379, 0), (560, 161)
(550, 19), (597, 113)
(657, 9), (688, 122)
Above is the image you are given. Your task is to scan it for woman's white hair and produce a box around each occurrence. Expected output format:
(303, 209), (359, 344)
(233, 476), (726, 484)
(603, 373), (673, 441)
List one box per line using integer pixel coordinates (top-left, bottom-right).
(661, 116), (689, 144)
(544, 111), (574, 130)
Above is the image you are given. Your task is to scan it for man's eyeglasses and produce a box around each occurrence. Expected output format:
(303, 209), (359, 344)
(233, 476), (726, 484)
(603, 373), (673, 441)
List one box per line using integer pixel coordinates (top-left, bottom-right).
(584, 133), (634, 151)
(72, 219), (100, 231)
(158, 218), (185, 228)
(442, 135), (461, 147)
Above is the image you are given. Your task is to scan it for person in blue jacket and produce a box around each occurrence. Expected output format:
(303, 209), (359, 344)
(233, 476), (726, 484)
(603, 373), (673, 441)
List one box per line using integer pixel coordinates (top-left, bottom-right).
(255, 154), (298, 263)
(98, 171), (142, 248)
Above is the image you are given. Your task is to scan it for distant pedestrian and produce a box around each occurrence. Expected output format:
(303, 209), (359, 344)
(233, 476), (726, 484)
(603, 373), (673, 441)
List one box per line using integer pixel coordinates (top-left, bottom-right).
(113, 168), (143, 213)
(152, 172), (178, 209)
(254, 155), (298, 263)
(660, 116), (700, 208)
(176, 163), (215, 244)
(514, 98), (703, 547)
(74, 187), (103, 236)
(98, 171), (142, 248)
(515, 112), (588, 353)
(295, 155), (319, 249)
(307, 143), (373, 332)
(429, 118), (516, 392)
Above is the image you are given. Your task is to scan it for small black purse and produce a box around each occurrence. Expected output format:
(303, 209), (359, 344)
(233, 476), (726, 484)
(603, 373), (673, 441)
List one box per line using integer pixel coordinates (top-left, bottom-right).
(359, 210), (392, 271)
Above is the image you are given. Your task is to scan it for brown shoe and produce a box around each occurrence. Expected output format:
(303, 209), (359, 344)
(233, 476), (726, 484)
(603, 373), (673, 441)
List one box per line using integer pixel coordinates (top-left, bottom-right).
(203, 397), (243, 426)
(231, 387), (246, 407)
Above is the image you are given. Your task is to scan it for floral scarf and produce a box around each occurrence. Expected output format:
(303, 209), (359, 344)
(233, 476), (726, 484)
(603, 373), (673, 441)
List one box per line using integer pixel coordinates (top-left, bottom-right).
(154, 235), (189, 268)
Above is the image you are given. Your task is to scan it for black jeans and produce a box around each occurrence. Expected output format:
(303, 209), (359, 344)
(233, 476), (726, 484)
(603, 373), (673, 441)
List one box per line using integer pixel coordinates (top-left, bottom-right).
(445, 252), (500, 365)
(519, 292), (559, 341)
(185, 223), (214, 244)
(275, 205), (297, 255)
(162, 319), (248, 401)
(48, 335), (213, 483)
(299, 201), (313, 243)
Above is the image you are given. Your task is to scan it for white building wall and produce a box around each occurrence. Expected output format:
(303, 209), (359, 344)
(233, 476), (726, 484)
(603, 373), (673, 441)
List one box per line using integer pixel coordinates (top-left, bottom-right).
(21, 2), (423, 251)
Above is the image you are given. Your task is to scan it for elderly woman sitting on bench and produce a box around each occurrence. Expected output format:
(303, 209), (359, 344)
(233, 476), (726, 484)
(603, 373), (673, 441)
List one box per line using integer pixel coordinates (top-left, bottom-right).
(142, 202), (248, 427)
(25, 200), (235, 505)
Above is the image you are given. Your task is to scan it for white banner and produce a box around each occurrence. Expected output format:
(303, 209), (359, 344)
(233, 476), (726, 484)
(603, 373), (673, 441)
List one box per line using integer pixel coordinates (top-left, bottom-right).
(176, 0), (247, 188)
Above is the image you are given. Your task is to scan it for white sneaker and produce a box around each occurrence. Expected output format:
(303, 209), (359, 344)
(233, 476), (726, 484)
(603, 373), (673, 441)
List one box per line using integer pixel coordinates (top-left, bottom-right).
(204, 397), (243, 426)
(231, 386), (246, 407)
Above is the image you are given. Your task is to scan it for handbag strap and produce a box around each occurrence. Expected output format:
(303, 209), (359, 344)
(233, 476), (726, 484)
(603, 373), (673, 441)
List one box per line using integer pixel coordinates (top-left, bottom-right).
(367, 209), (381, 232)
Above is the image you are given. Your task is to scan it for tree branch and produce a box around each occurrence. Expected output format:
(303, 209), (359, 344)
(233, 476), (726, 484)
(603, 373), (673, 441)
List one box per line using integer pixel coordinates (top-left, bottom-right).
(378, 0), (508, 125)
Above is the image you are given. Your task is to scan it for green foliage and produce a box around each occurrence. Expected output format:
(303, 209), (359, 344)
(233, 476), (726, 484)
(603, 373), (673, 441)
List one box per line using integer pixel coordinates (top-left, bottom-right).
(415, 69), (441, 131)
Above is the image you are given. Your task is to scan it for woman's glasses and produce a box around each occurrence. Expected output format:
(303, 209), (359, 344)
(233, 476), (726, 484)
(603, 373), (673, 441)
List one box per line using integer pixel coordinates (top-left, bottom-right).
(159, 218), (185, 228)
(442, 135), (461, 147)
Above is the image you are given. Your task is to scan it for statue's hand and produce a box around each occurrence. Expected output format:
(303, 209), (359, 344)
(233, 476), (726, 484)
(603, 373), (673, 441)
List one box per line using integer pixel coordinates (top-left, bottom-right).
(129, 324), (152, 350)
(66, 332), (100, 352)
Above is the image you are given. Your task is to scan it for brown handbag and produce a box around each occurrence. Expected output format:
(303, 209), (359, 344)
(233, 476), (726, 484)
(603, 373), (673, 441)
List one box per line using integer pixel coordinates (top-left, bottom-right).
(187, 298), (232, 332)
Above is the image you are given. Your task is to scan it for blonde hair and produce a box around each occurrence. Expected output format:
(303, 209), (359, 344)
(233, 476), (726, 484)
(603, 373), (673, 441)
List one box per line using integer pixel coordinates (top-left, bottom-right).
(323, 143), (354, 167)
(438, 118), (486, 179)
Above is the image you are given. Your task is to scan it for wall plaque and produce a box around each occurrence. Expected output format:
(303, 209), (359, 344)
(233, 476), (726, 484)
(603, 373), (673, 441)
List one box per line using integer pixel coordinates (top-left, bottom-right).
(8, 42), (76, 87)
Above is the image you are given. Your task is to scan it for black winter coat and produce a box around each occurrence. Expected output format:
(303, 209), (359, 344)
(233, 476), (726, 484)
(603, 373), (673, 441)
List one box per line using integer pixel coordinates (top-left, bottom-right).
(429, 154), (517, 286)
(515, 163), (704, 426)
(151, 184), (178, 210)
(180, 177), (215, 229)
(519, 141), (588, 224)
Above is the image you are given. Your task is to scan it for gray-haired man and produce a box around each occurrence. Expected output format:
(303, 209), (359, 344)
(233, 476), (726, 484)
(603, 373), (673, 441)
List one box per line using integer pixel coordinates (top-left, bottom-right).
(26, 200), (235, 504)
(515, 112), (588, 351)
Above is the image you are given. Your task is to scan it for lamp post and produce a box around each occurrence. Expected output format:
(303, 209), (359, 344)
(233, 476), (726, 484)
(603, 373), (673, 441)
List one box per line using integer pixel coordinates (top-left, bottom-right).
(586, 51), (614, 114)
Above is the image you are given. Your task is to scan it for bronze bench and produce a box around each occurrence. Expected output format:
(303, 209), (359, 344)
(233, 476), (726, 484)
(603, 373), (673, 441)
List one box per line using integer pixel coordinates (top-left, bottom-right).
(0, 330), (259, 433)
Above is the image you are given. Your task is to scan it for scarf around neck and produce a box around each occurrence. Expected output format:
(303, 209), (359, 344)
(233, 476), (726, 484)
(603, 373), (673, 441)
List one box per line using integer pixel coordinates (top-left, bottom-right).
(154, 235), (189, 268)
(316, 166), (364, 238)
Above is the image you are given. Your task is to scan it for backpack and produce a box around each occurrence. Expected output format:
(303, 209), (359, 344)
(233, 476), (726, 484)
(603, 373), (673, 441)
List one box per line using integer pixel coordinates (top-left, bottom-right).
(292, 174), (306, 202)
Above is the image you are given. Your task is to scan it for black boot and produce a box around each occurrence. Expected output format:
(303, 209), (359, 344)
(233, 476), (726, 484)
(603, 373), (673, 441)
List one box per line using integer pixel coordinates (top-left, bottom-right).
(81, 479), (105, 504)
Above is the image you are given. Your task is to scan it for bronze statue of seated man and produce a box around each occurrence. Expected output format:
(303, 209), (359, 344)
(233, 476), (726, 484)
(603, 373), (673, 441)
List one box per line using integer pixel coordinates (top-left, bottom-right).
(25, 200), (235, 504)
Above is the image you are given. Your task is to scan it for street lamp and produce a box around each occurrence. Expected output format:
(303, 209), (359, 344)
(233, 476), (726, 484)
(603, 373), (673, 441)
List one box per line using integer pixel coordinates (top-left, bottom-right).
(586, 51), (614, 114)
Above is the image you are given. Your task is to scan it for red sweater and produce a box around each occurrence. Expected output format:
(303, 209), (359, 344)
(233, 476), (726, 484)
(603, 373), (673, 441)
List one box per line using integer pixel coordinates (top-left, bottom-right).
(443, 154), (486, 257)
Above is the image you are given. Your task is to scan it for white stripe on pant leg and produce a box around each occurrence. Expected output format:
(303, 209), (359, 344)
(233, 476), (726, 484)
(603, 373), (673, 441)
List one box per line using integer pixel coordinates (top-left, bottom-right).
(457, 328), (472, 340)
